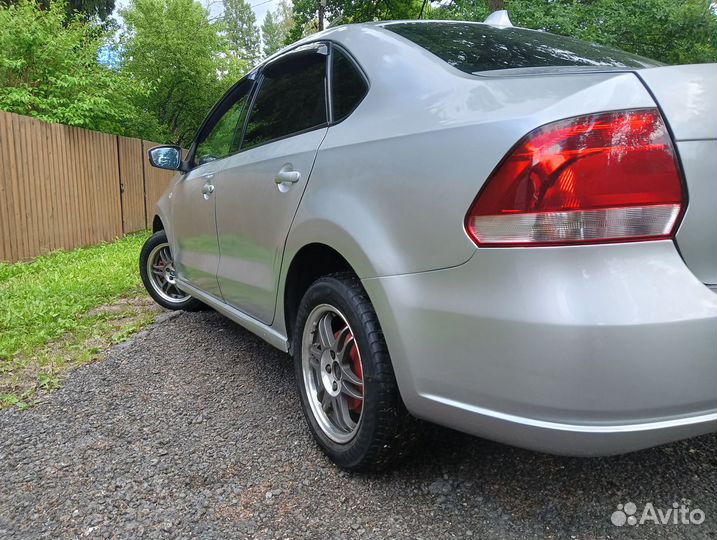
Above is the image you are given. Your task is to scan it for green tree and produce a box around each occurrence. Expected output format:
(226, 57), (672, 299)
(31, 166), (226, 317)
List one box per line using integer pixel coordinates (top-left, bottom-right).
(288, 0), (424, 41)
(262, 0), (293, 56)
(64, 0), (115, 21)
(430, 0), (716, 64)
(287, 0), (716, 65)
(1, 0), (116, 23)
(119, 0), (237, 144)
(0, 0), (151, 135)
(222, 0), (260, 64)
(566, 0), (716, 64)
(262, 11), (282, 56)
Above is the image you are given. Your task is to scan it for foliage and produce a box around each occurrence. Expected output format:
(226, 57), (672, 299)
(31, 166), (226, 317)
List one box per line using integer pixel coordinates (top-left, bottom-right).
(262, 11), (281, 56)
(430, 0), (717, 64)
(223, 0), (260, 64)
(262, 0), (293, 57)
(119, 0), (243, 145)
(0, 0), (250, 152)
(568, 0), (716, 65)
(287, 0), (716, 64)
(1, 0), (116, 23)
(288, 0), (425, 41)
(0, 0), (153, 136)
(64, 0), (115, 22)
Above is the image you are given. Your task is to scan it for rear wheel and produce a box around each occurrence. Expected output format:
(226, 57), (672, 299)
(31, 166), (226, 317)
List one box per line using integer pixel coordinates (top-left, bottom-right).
(293, 272), (415, 471)
(139, 231), (204, 311)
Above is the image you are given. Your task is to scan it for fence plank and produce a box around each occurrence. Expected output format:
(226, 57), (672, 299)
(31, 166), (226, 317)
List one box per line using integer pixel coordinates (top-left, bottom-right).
(5, 113), (22, 261)
(102, 131), (123, 241)
(68, 126), (86, 248)
(13, 114), (29, 260)
(0, 113), (11, 261)
(63, 124), (82, 251)
(38, 118), (52, 251)
(11, 114), (30, 260)
(45, 118), (58, 252)
(91, 130), (104, 242)
(83, 129), (96, 246)
(50, 123), (68, 252)
(0, 114), (12, 261)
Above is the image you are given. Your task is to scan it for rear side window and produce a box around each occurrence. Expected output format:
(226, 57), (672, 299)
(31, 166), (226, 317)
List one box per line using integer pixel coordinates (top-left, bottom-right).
(385, 22), (660, 73)
(242, 51), (327, 149)
(331, 47), (368, 121)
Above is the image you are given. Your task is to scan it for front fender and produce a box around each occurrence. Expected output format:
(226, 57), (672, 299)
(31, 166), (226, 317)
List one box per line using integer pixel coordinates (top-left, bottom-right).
(152, 175), (180, 247)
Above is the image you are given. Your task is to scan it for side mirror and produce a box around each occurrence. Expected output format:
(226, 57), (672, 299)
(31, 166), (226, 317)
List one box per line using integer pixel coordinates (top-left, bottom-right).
(148, 145), (183, 171)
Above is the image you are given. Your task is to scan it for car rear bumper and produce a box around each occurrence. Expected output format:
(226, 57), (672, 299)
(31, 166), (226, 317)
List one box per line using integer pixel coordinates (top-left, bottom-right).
(362, 240), (717, 456)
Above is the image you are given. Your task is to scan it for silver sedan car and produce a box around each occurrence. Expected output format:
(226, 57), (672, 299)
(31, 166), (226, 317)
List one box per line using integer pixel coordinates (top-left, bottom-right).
(140, 14), (717, 471)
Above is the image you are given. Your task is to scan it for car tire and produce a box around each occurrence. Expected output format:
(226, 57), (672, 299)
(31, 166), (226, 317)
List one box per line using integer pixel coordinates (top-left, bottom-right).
(139, 231), (205, 312)
(293, 272), (416, 472)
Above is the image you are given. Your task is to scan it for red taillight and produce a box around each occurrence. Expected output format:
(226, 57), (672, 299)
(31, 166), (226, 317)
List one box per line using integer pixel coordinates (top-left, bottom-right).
(465, 109), (684, 247)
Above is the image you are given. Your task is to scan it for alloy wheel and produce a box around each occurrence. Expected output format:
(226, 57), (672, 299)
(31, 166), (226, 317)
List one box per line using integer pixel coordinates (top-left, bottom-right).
(301, 304), (364, 444)
(146, 242), (190, 304)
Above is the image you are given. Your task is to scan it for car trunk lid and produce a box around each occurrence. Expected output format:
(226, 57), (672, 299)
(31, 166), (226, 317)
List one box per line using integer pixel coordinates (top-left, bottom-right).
(637, 65), (717, 141)
(637, 64), (717, 285)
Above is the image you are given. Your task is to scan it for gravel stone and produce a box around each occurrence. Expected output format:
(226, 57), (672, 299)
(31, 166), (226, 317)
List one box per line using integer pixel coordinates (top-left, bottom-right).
(0, 310), (715, 539)
(428, 479), (452, 496)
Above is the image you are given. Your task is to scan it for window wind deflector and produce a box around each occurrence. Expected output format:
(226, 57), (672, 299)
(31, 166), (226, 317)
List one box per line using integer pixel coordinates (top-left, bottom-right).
(264, 43), (328, 78)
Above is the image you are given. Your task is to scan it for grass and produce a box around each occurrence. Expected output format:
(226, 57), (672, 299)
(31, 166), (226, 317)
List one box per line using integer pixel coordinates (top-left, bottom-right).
(0, 231), (162, 409)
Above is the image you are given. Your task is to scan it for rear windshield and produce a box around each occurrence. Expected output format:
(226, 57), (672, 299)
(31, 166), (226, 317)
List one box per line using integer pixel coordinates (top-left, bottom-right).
(385, 22), (660, 73)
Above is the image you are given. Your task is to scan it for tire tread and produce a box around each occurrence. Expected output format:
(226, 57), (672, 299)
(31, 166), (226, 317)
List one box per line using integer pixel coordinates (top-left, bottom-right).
(293, 271), (417, 472)
(139, 231), (205, 312)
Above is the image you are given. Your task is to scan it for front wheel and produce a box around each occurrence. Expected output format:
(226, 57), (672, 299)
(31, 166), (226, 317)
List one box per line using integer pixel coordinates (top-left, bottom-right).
(139, 231), (204, 311)
(293, 272), (415, 472)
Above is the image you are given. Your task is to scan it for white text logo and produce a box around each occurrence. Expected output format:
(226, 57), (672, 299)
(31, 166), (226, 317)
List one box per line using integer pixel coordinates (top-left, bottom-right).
(611, 501), (705, 527)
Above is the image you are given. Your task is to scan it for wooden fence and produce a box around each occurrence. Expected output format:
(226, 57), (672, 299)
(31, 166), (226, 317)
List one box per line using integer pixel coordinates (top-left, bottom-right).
(0, 110), (177, 263)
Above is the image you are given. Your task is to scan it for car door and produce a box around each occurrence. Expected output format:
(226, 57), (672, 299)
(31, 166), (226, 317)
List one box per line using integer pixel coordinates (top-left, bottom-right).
(171, 78), (255, 298)
(213, 43), (329, 324)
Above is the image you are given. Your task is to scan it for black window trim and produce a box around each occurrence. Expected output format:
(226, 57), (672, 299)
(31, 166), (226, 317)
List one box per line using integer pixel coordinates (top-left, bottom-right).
(326, 44), (335, 125)
(327, 42), (370, 126)
(238, 41), (331, 153)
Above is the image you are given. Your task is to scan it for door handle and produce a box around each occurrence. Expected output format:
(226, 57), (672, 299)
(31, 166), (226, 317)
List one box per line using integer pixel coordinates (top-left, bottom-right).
(274, 170), (301, 184)
(201, 183), (215, 199)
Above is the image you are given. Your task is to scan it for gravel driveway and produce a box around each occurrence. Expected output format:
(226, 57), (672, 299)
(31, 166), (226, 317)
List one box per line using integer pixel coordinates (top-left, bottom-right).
(1, 310), (715, 539)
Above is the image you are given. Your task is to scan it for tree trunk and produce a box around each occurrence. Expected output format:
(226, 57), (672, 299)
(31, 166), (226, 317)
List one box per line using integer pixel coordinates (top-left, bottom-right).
(487, 0), (505, 11)
(418, 0), (428, 19)
(318, 0), (325, 31)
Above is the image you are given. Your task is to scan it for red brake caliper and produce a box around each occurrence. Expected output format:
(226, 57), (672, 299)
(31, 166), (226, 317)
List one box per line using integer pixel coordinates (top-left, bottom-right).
(335, 330), (363, 412)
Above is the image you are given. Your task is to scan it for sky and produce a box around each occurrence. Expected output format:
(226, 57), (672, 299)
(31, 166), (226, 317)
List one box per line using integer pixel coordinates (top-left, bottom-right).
(113, 0), (281, 25)
(250, 0), (281, 24)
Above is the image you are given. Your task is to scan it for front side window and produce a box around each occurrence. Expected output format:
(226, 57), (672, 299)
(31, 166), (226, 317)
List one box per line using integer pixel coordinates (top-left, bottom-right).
(195, 80), (253, 164)
(331, 47), (368, 122)
(242, 50), (327, 149)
